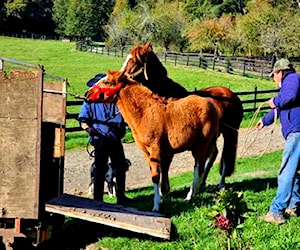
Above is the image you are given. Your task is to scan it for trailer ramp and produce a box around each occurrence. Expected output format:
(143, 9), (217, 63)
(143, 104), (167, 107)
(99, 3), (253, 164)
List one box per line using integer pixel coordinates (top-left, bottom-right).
(45, 193), (171, 240)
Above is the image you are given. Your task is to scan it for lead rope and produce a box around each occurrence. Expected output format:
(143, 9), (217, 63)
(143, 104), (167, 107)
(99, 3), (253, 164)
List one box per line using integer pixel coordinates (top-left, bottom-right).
(239, 102), (278, 159)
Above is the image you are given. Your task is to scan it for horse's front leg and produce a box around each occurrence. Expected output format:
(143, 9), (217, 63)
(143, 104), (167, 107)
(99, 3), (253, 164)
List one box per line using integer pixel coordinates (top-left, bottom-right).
(149, 153), (162, 212)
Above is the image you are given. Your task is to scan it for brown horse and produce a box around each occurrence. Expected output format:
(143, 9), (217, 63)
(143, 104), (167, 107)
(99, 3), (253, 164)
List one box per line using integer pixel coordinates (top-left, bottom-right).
(121, 42), (244, 189)
(85, 70), (219, 211)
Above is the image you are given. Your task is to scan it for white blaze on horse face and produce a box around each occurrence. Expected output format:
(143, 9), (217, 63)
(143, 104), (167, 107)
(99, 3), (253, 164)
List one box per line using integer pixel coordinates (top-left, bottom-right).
(120, 54), (132, 71)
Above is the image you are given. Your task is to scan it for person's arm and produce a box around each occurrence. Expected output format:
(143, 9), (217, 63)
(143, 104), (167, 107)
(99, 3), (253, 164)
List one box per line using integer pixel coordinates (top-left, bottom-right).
(78, 102), (98, 136)
(273, 74), (300, 109)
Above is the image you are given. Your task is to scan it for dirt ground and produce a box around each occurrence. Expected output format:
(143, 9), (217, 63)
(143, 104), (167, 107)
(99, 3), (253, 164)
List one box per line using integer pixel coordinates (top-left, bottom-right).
(64, 124), (284, 195)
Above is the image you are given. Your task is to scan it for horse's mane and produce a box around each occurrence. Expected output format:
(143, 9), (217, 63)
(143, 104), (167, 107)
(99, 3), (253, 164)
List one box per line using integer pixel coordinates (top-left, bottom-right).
(131, 43), (236, 102)
(131, 43), (188, 98)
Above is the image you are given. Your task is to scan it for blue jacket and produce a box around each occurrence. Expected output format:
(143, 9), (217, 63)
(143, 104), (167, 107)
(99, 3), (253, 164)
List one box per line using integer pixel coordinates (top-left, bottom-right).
(263, 71), (300, 139)
(78, 102), (126, 141)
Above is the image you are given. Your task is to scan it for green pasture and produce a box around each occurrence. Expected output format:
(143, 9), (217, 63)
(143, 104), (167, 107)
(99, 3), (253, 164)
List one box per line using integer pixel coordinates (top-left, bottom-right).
(1, 37), (298, 249)
(0, 36), (277, 150)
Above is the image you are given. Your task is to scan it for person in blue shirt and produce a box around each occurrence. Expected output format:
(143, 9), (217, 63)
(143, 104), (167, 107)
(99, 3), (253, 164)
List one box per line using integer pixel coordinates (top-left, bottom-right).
(256, 59), (300, 224)
(78, 73), (131, 204)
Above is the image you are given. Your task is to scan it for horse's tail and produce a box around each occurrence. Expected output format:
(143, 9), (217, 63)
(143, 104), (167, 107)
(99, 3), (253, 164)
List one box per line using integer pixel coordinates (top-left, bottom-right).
(220, 125), (239, 176)
(219, 97), (243, 177)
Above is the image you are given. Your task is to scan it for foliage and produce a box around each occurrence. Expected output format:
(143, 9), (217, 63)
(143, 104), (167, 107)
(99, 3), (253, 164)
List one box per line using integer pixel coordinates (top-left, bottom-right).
(209, 189), (252, 249)
(53, 0), (113, 40)
(105, 0), (133, 46)
(1, 0), (300, 57)
(184, 0), (247, 21)
(52, 0), (68, 35)
(186, 14), (234, 54)
(105, 1), (187, 50)
(151, 1), (187, 50)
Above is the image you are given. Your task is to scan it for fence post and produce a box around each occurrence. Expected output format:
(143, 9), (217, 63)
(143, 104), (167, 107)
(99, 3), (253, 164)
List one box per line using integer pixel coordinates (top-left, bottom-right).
(199, 57), (202, 68)
(253, 86), (257, 110)
(261, 60), (265, 79)
(174, 54), (177, 66)
(243, 59), (246, 76)
(186, 55), (189, 66)
(212, 57), (216, 71)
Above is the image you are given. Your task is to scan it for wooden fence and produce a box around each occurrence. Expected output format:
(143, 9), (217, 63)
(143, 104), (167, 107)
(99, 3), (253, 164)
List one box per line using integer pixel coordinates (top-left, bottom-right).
(66, 87), (279, 133)
(76, 41), (300, 80)
(161, 53), (273, 79)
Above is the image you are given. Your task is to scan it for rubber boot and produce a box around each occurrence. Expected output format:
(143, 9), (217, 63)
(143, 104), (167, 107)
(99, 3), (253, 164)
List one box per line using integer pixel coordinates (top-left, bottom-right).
(116, 170), (131, 205)
(93, 166), (105, 202)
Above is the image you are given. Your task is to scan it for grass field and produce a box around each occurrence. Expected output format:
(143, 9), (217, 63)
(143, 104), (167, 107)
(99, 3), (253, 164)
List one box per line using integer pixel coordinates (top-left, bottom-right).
(1, 37), (299, 249)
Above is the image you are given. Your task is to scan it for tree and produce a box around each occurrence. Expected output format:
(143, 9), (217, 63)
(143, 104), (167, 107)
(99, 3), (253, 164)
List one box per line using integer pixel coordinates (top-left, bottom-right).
(186, 14), (234, 54)
(52, 0), (69, 36)
(105, 0), (133, 46)
(152, 1), (187, 51)
(4, 0), (55, 35)
(234, 0), (300, 56)
(53, 0), (114, 40)
(184, 0), (248, 21)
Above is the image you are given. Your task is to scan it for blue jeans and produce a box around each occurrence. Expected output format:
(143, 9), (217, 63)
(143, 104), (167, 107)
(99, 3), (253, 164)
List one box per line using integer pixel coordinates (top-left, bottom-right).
(270, 132), (300, 214)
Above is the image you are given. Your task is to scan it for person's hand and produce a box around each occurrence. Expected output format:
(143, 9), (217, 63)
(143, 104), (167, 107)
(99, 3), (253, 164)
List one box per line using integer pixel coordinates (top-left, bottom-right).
(256, 119), (264, 130)
(86, 127), (99, 136)
(267, 97), (276, 108)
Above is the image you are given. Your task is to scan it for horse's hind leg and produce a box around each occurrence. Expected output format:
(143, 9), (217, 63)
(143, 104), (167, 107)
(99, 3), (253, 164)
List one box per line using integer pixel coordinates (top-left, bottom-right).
(185, 159), (202, 201)
(201, 146), (218, 187)
(185, 144), (208, 201)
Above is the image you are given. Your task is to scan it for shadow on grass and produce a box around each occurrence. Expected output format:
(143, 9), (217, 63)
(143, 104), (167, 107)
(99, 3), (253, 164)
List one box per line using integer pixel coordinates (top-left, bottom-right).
(125, 176), (277, 216)
(36, 176), (277, 248)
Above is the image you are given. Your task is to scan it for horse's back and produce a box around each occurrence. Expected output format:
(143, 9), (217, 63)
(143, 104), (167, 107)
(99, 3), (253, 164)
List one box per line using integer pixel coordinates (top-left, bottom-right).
(166, 95), (219, 150)
(197, 86), (243, 128)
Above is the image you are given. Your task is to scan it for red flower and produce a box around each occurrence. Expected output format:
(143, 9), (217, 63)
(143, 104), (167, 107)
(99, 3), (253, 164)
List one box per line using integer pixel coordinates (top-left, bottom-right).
(215, 215), (234, 230)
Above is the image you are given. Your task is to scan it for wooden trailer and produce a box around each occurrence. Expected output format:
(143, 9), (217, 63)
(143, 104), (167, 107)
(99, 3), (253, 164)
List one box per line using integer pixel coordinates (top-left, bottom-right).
(0, 57), (66, 248)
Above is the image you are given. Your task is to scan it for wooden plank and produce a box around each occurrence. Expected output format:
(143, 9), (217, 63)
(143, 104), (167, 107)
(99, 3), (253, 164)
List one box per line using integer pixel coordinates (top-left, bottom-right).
(0, 69), (42, 219)
(45, 194), (171, 240)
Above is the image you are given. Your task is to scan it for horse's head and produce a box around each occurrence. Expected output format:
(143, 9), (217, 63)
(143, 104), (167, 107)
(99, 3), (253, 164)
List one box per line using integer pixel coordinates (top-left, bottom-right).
(121, 42), (154, 80)
(85, 70), (129, 102)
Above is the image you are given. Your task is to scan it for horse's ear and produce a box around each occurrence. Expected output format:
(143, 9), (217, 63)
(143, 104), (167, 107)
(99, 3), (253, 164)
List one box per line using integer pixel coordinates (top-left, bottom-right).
(144, 42), (153, 51)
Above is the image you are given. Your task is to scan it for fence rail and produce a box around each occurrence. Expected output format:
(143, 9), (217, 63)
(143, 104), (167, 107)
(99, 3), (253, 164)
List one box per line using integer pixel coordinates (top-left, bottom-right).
(76, 41), (300, 80)
(66, 87), (279, 133)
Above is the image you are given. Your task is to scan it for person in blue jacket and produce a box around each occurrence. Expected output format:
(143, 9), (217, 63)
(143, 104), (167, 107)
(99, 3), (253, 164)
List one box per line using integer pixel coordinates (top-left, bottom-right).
(78, 73), (131, 204)
(256, 58), (300, 224)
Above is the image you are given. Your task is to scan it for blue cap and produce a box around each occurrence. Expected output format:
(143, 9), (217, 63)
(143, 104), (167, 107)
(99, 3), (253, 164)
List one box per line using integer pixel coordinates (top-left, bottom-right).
(86, 73), (106, 87)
